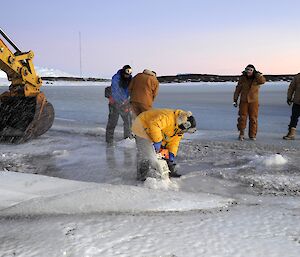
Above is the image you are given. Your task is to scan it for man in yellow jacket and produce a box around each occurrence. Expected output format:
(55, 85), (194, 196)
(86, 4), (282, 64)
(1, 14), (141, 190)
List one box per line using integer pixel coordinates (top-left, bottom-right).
(132, 108), (196, 180)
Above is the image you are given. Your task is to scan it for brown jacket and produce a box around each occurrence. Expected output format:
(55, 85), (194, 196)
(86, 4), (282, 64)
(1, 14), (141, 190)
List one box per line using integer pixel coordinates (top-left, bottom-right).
(287, 73), (300, 105)
(128, 69), (159, 108)
(233, 73), (266, 103)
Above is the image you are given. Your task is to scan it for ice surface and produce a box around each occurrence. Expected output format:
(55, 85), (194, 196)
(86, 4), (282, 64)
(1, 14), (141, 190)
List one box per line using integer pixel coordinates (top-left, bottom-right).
(0, 171), (233, 216)
(0, 82), (300, 256)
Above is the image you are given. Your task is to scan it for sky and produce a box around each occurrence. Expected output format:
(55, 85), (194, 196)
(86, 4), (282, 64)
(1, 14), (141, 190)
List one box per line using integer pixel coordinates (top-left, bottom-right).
(1, 0), (300, 78)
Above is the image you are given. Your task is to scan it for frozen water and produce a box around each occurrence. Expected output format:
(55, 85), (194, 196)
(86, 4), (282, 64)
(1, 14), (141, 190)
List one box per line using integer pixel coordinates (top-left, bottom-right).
(0, 81), (300, 256)
(0, 171), (233, 216)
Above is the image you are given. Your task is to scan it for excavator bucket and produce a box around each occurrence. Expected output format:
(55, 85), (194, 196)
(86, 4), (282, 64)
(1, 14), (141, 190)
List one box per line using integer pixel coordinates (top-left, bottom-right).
(0, 93), (54, 143)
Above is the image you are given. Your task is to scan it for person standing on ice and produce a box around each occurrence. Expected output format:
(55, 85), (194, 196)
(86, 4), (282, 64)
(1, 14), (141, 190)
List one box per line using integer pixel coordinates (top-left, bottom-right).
(128, 69), (159, 117)
(131, 108), (196, 180)
(105, 65), (133, 145)
(233, 64), (266, 141)
(283, 73), (300, 140)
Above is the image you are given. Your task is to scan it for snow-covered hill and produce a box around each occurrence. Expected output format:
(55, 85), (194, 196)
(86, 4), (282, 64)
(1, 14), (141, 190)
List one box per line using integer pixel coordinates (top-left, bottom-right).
(0, 66), (74, 79)
(35, 66), (74, 77)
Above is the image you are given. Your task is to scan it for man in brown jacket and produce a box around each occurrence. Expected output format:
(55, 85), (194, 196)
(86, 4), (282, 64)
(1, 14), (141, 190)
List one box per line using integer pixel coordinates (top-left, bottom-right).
(233, 64), (266, 141)
(128, 69), (159, 116)
(283, 73), (300, 140)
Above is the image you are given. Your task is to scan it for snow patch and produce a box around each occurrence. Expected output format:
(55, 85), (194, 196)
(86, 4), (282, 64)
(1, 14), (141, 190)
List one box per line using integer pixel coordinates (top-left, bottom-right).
(0, 70), (6, 78)
(143, 177), (179, 191)
(52, 150), (69, 157)
(0, 66), (74, 79)
(251, 154), (288, 167)
(35, 66), (74, 77)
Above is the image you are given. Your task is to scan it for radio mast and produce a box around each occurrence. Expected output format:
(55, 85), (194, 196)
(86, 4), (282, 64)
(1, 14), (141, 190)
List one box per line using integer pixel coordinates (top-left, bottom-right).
(79, 31), (82, 77)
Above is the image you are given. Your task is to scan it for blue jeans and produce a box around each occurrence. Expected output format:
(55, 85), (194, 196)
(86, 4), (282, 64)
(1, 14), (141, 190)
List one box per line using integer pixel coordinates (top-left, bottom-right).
(289, 103), (300, 128)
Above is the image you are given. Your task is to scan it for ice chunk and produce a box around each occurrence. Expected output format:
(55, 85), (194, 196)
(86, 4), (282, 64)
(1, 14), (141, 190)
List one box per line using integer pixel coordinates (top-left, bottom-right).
(116, 138), (136, 149)
(251, 154), (288, 167)
(143, 177), (179, 191)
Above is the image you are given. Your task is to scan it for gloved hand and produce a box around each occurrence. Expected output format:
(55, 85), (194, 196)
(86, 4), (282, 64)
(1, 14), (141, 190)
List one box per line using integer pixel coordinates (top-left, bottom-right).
(169, 152), (175, 162)
(120, 100), (131, 113)
(254, 71), (261, 78)
(287, 98), (293, 106)
(233, 102), (238, 108)
(153, 141), (162, 153)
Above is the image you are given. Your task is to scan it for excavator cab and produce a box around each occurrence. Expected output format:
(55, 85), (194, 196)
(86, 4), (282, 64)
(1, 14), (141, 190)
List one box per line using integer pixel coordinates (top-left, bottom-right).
(0, 28), (54, 143)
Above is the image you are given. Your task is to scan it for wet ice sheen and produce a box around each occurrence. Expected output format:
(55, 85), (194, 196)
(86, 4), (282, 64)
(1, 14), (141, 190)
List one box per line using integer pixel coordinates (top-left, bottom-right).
(0, 82), (300, 257)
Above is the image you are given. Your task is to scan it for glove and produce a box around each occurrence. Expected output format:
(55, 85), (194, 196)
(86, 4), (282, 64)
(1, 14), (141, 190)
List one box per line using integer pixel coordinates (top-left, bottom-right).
(169, 152), (175, 162)
(119, 100), (131, 113)
(287, 99), (293, 106)
(153, 141), (162, 153)
(254, 71), (261, 78)
(233, 102), (238, 108)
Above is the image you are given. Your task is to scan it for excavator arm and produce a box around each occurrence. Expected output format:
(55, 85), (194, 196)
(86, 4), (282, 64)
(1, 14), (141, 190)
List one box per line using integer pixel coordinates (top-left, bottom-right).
(0, 30), (42, 96)
(0, 28), (54, 143)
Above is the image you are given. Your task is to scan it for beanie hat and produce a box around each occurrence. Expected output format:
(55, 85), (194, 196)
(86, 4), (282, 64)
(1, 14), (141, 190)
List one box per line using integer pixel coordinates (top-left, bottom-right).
(246, 64), (256, 70)
(122, 65), (132, 75)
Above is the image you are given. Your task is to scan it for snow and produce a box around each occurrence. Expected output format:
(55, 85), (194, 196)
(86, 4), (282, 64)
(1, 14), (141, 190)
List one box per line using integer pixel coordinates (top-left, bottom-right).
(251, 153), (288, 167)
(0, 171), (233, 216)
(143, 177), (179, 191)
(0, 66), (74, 79)
(0, 70), (6, 78)
(0, 82), (300, 256)
(35, 66), (74, 77)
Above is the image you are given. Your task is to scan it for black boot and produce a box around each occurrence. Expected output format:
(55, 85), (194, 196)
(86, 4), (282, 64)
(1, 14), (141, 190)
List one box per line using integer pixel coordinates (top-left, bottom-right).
(137, 159), (150, 181)
(167, 161), (181, 178)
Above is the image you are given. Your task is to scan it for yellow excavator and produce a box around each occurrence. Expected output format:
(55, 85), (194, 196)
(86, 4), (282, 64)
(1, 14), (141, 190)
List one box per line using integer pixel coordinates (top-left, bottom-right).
(0, 28), (54, 143)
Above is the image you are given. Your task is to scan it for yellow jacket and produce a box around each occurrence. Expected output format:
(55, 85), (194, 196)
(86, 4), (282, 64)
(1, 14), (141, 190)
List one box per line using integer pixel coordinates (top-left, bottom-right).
(132, 109), (188, 155)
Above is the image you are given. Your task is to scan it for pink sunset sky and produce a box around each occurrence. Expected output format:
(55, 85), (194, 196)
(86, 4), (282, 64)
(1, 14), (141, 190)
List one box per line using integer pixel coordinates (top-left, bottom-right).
(1, 0), (300, 78)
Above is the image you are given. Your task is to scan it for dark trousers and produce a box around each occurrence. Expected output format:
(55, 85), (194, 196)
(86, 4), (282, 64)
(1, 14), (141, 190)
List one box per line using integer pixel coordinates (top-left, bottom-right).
(289, 103), (300, 129)
(106, 104), (131, 143)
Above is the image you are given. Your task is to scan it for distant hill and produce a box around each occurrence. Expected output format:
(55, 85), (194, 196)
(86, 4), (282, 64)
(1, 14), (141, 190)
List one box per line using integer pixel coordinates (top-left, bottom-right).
(1, 68), (295, 84)
(41, 73), (295, 84)
(41, 76), (109, 82)
(157, 74), (295, 83)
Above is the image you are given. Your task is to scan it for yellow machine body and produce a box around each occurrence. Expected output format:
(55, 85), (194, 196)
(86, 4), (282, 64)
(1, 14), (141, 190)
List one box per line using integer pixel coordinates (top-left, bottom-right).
(0, 29), (54, 143)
